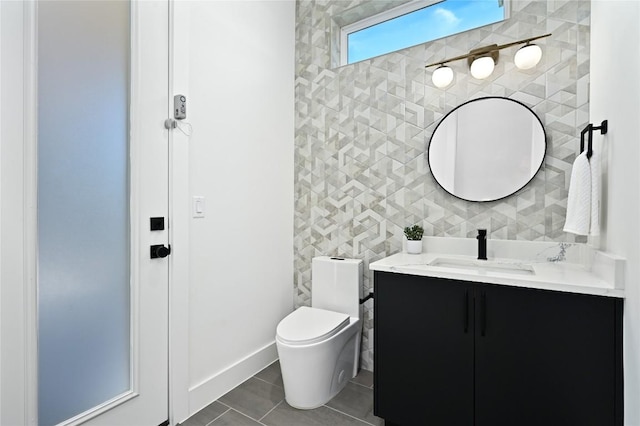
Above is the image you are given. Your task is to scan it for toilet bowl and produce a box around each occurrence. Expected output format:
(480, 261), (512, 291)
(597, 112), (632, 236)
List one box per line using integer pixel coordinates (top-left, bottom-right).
(276, 257), (363, 409)
(276, 307), (361, 409)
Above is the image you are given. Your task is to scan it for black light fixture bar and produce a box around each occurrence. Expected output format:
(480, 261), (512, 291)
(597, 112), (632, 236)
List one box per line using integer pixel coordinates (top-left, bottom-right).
(425, 33), (552, 68)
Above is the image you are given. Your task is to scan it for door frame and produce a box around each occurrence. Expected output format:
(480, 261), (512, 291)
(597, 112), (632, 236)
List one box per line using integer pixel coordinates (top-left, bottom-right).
(167, 1), (191, 422)
(0, 0), (41, 424)
(0, 1), (191, 424)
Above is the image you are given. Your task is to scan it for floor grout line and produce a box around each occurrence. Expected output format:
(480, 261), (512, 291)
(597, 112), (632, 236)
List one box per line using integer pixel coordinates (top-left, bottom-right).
(214, 398), (269, 424)
(203, 407), (230, 426)
(215, 400), (233, 410)
(252, 374), (284, 389)
(258, 400), (283, 422)
(231, 408), (270, 426)
(323, 404), (378, 426)
(348, 379), (374, 390)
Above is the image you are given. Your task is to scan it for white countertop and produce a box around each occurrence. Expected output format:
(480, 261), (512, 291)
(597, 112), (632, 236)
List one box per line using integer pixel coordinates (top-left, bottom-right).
(369, 238), (625, 298)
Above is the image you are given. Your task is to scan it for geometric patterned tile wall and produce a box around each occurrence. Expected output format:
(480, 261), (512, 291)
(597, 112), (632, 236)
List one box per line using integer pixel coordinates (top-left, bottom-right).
(295, 0), (590, 370)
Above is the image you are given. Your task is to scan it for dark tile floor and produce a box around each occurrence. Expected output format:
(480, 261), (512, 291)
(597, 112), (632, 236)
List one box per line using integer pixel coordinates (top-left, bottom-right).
(180, 361), (383, 426)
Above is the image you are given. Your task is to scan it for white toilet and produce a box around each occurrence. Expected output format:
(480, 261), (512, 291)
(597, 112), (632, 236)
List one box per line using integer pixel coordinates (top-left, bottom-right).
(276, 256), (363, 409)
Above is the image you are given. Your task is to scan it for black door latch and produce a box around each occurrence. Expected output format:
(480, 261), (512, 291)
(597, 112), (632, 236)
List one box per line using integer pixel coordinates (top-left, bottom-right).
(150, 244), (171, 259)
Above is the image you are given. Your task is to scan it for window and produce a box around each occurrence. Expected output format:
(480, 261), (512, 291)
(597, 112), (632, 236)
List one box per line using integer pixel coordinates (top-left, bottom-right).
(341, 0), (508, 65)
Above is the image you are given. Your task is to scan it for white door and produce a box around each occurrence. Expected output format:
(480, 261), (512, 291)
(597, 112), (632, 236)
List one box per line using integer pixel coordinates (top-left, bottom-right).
(37, 1), (170, 425)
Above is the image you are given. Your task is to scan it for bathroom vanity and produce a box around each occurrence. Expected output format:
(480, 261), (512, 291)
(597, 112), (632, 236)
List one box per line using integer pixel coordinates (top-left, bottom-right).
(370, 239), (624, 426)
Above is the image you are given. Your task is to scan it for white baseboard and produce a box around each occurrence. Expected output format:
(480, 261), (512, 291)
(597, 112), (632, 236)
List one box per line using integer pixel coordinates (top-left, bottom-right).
(185, 341), (279, 421)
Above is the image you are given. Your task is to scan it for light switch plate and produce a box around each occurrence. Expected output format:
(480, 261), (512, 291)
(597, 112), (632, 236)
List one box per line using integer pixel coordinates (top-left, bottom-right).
(192, 196), (205, 218)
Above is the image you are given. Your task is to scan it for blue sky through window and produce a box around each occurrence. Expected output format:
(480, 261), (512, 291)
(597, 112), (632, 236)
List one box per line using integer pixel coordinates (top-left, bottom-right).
(347, 0), (505, 64)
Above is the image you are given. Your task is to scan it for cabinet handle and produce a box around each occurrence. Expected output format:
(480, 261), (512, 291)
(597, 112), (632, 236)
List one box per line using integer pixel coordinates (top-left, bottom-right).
(480, 291), (487, 337)
(464, 290), (469, 333)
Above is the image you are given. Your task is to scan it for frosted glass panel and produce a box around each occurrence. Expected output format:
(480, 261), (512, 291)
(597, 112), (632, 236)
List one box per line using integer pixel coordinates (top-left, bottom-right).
(37, 1), (131, 425)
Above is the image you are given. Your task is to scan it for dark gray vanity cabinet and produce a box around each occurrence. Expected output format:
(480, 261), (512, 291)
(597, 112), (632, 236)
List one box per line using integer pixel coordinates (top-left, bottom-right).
(374, 272), (474, 425)
(373, 271), (624, 426)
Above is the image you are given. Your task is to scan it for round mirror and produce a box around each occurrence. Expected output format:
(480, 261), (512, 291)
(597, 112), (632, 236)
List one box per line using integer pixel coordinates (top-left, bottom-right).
(428, 97), (546, 202)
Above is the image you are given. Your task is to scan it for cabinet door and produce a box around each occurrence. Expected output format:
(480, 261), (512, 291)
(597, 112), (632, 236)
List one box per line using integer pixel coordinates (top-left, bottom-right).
(474, 283), (619, 426)
(374, 273), (473, 426)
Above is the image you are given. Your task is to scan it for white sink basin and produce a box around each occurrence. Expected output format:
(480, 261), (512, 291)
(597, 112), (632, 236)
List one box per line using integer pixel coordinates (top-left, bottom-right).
(428, 257), (535, 276)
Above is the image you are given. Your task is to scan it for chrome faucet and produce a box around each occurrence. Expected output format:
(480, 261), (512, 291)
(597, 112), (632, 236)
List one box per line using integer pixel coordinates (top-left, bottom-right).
(477, 229), (487, 260)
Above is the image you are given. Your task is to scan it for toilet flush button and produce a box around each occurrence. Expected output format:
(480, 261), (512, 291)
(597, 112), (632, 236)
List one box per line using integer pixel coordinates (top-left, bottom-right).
(193, 196), (205, 218)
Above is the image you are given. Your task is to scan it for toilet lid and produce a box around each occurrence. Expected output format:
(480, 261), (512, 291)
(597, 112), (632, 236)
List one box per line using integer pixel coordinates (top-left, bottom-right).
(277, 306), (350, 345)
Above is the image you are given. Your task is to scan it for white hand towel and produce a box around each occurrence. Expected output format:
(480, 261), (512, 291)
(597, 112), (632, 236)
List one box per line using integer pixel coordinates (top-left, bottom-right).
(590, 153), (600, 236)
(563, 151), (591, 235)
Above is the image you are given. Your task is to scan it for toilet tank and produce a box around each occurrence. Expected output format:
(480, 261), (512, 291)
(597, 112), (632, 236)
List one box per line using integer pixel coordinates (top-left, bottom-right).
(311, 257), (363, 318)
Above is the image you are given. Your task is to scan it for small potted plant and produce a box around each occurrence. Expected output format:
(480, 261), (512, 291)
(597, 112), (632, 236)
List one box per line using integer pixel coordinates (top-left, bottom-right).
(404, 224), (424, 254)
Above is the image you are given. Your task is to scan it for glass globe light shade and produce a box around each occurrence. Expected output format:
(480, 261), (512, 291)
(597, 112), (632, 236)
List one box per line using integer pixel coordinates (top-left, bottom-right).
(514, 43), (542, 70)
(432, 65), (454, 88)
(470, 56), (495, 80)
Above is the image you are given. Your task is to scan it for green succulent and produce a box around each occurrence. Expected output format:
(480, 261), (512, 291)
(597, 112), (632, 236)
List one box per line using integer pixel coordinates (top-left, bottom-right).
(404, 225), (424, 241)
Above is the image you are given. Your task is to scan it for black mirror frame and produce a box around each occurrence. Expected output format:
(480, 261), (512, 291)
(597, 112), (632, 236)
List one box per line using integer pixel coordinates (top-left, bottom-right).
(427, 96), (547, 203)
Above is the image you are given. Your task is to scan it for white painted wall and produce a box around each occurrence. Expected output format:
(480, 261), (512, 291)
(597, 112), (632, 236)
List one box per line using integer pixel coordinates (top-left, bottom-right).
(171, 1), (295, 421)
(590, 2), (640, 424)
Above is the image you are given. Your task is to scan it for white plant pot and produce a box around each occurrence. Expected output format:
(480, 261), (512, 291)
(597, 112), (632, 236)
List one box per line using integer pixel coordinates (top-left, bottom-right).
(406, 240), (423, 254)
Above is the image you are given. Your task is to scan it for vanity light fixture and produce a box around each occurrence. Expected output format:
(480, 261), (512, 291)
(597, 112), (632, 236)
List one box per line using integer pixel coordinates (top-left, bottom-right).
(467, 44), (499, 80)
(469, 55), (496, 80)
(426, 33), (552, 88)
(514, 43), (543, 70)
(432, 65), (454, 88)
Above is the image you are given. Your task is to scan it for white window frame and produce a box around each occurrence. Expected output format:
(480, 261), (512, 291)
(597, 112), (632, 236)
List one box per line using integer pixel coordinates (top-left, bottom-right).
(340, 0), (510, 66)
